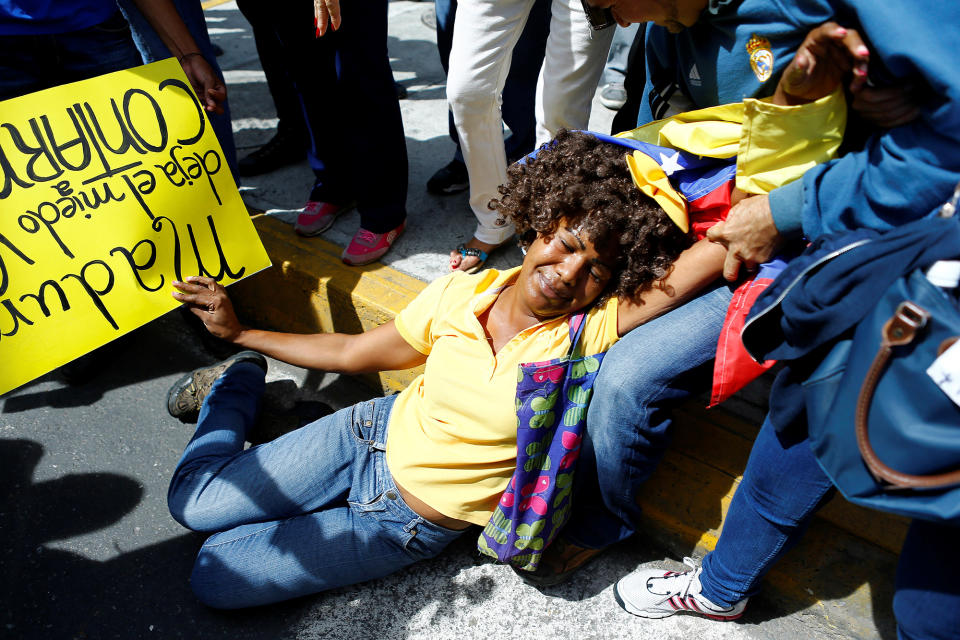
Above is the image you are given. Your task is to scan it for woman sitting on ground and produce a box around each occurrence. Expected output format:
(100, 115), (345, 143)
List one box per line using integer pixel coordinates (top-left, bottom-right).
(164, 129), (709, 608)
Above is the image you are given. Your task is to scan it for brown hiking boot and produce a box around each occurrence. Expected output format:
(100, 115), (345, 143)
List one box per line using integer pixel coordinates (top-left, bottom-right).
(166, 351), (268, 422)
(514, 537), (605, 587)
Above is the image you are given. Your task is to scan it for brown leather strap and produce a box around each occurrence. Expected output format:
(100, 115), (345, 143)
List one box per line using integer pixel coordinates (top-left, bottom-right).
(939, 337), (958, 356)
(855, 301), (960, 489)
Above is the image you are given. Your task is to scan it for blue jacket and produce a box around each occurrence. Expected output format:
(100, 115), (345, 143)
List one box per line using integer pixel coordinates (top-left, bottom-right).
(740, 213), (960, 430)
(743, 215), (960, 364)
(640, 0), (960, 242)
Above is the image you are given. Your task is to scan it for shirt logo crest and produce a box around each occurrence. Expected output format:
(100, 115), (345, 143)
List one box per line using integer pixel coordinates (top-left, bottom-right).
(746, 34), (774, 82)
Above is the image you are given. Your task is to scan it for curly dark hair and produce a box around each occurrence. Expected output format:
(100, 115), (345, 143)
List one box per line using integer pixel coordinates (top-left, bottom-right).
(490, 129), (691, 303)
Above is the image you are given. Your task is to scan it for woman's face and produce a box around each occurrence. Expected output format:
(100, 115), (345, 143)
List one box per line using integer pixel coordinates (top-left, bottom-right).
(515, 221), (617, 320)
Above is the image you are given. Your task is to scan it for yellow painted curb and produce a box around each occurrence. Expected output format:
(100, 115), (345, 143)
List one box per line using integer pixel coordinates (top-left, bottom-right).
(231, 214), (900, 638)
(230, 215), (425, 394)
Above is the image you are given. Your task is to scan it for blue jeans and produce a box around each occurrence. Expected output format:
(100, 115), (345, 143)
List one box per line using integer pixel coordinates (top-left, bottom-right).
(564, 280), (733, 549)
(0, 11), (142, 100)
(698, 415), (835, 605)
(599, 23), (640, 86)
(167, 363), (465, 609)
(894, 520), (960, 640)
(117, 0), (240, 183)
(698, 415), (960, 640)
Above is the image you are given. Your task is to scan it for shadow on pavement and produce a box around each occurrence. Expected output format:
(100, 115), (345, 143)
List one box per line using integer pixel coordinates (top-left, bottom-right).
(1, 310), (219, 412)
(0, 435), (498, 639)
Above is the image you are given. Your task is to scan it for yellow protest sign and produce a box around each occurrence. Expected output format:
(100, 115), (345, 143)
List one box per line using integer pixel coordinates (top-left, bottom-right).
(0, 59), (271, 395)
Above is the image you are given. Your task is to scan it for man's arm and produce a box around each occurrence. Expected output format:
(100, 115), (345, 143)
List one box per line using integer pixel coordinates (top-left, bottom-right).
(617, 238), (726, 335)
(172, 276), (427, 374)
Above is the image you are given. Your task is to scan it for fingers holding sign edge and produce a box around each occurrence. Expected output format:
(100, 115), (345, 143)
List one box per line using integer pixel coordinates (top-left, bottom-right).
(171, 276), (219, 308)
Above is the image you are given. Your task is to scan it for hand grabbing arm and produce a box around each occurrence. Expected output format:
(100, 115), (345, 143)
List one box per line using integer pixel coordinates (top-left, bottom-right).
(706, 194), (781, 282)
(774, 21), (920, 128)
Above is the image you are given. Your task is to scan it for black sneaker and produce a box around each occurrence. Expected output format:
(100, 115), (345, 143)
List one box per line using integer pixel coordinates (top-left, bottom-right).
(237, 129), (307, 177)
(166, 351), (268, 422)
(426, 159), (469, 195)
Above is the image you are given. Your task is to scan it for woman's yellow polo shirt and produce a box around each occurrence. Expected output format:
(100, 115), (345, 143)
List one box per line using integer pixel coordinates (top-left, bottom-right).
(387, 267), (619, 526)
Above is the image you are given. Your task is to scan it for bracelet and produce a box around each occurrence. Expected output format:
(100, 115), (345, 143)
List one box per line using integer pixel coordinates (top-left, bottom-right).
(177, 52), (203, 63)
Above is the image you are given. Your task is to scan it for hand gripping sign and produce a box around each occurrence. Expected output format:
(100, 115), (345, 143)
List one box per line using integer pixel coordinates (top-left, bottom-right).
(0, 59), (271, 395)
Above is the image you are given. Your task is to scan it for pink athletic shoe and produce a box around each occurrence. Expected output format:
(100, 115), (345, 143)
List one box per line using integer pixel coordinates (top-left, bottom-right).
(341, 222), (405, 266)
(295, 201), (348, 236)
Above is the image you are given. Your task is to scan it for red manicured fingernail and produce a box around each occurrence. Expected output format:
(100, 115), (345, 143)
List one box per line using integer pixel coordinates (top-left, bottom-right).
(857, 46), (869, 56)
(315, 26), (320, 37)
(836, 27), (847, 36)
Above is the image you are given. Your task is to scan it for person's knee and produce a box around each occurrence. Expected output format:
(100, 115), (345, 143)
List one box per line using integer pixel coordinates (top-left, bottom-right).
(167, 481), (221, 533)
(447, 72), (498, 121)
(595, 333), (678, 396)
(586, 372), (635, 453)
(167, 497), (204, 532)
(189, 533), (292, 610)
(190, 548), (242, 609)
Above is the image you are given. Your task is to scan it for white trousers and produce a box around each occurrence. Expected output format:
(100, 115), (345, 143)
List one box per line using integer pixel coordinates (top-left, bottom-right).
(447, 0), (614, 244)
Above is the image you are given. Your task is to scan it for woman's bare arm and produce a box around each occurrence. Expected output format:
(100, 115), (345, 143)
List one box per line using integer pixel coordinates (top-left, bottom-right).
(172, 276), (426, 374)
(616, 238), (727, 336)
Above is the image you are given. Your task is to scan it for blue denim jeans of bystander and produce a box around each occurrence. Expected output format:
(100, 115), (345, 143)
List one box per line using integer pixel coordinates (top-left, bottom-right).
(564, 280), (733, 549)
(698, 415), (960, 640)
(698, 416), (836, 606)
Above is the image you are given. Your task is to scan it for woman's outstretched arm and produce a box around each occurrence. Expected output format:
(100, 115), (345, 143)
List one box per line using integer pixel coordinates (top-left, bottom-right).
(172, 276), (427, 374)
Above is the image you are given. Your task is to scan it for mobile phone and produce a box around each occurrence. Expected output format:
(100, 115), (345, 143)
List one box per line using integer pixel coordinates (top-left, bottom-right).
(580, 0), (616, 30)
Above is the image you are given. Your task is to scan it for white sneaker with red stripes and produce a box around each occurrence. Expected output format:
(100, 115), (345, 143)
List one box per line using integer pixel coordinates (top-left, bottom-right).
(614, 557), (748, 620)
